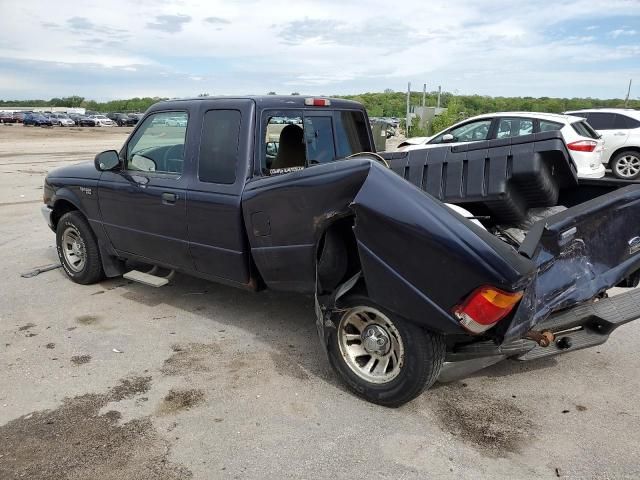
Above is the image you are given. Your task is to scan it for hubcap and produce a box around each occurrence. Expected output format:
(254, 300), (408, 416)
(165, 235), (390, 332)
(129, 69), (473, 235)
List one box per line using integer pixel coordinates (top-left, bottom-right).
(337, 306), (405, 384)
(615, 155), (640, 178)
(62, 226), (86, 272)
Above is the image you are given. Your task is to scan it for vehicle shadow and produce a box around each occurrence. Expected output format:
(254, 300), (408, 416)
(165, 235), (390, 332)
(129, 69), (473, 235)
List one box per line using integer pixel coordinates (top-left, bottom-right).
(101, 272), (566, 391)
(100, 272), (341, 387)
(467, 356), (559, 379)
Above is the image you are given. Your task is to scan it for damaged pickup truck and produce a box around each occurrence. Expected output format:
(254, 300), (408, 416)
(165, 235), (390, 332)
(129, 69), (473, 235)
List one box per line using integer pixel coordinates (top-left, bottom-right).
(41, 96), (640, 407)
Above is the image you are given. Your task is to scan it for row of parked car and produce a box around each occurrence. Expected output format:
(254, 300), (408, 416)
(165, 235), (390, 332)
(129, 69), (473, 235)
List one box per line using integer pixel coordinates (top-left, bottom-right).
(0, 111), (144, 127)
(399, 108), (640, 180)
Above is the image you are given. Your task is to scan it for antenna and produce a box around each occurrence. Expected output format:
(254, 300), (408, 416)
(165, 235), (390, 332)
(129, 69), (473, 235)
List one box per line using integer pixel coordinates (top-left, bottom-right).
(624, 79), (632, 107)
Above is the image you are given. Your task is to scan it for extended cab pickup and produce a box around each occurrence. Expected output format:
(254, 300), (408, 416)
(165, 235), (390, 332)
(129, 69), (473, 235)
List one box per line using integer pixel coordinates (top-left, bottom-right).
(42, 96), (640, 406)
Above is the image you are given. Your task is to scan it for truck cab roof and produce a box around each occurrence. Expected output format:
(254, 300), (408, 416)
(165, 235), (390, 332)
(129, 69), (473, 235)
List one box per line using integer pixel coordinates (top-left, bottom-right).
(151, 95), (365, 112)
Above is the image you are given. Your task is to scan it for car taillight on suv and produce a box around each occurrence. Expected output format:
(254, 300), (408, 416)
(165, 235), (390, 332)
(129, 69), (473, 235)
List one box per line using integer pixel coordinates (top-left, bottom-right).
(453, 286), (523, 334)
(567, 140), (598, 152)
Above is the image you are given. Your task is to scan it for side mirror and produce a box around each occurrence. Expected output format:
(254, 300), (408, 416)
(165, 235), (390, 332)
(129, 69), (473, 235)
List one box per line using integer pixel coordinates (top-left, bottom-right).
(442, 133), (455, 143)
(94, 150), (120, 171)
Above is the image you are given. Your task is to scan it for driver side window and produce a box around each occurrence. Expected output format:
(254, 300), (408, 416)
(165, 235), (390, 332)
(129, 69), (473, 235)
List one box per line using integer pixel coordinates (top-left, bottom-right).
(126, 111), (188, 175)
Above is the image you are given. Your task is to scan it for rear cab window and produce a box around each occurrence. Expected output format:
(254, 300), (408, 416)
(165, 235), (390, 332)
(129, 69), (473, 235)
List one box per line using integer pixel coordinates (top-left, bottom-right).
(261, 109), (370, 175)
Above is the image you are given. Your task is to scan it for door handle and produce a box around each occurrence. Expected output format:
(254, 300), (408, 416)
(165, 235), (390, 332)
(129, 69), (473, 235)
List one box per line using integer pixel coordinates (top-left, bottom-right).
(614, 132), (627, 136)
(161, 192), (178, 205)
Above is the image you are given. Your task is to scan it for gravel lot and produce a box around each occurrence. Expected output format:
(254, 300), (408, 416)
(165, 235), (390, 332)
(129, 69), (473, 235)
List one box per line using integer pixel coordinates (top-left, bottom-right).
(1, 125), (639, 479)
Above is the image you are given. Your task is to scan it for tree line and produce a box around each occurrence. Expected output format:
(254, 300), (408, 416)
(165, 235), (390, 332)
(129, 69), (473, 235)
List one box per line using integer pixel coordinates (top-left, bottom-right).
(1, 91), (637, 133)
(337, 90), (639, 118)
(0, 96), (165, 113)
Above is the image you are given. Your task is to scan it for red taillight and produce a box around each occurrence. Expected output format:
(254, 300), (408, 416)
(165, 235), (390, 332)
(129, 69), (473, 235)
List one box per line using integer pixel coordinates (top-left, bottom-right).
(567, 140), (597, 152)
(453, 286), (523, 334)
(304, 97), (331, 106)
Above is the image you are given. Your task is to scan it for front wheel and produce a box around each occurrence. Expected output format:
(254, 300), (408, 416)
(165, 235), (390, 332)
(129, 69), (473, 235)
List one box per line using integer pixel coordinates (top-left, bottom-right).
(326, 294), (444, 407)
(612, 151), (640, 180)
(56, 211), (104, 284)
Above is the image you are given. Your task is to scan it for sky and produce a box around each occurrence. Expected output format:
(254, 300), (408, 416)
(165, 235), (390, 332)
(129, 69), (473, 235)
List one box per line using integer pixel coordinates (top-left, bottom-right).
(0, 0), (639, 100)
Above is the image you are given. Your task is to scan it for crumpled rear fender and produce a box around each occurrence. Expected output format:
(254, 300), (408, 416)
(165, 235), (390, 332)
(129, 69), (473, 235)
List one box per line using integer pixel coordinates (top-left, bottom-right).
(349, 163), (535, 334)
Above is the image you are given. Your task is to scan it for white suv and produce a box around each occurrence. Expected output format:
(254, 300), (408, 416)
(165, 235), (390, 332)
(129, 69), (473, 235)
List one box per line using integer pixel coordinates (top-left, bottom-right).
(89, 114), (115, 127)
(564, 109), (640, 180)
(398, 112), (605, 179)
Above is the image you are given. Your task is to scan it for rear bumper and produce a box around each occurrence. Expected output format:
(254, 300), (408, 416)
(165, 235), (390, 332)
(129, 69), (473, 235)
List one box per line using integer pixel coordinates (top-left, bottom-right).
(515, 288), (640, 361)
(440, 288), (640, 381)
(577, 164), (606, 179)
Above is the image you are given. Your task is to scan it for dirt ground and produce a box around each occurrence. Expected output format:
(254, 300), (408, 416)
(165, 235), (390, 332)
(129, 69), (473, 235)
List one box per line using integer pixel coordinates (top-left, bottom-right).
(1, 125), (639, 479)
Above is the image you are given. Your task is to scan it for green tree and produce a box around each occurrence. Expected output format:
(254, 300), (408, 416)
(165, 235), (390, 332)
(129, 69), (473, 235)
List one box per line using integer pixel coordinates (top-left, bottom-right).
(430, 99), (463, 134)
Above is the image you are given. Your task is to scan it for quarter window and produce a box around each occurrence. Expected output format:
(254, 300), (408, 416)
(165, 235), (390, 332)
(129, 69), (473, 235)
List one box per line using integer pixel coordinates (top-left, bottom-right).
(539, 120), (563, 132)
(585, 112), (616, 130)
(198, 110), (241, 184)
(571, 121), (599, 139)
(615, 114), (640, 129)
(126, 112), (188, 174)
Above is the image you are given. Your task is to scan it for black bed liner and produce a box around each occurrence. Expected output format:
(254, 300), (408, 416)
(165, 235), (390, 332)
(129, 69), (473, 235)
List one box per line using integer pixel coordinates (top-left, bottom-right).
(381, 131), (579, 223)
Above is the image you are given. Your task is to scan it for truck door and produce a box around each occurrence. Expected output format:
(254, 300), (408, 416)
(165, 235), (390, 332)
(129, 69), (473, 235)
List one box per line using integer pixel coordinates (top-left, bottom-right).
(97, 110), (192, 269)
(185, 100), (254, 285)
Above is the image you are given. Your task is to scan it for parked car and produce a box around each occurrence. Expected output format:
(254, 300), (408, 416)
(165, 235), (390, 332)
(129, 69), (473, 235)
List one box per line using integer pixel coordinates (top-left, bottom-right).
(23, 113), (53, 126)
(68, 113), (83, 125)
(88, 114), (115, 127)
(164, 116), (188, 127)
(12, 112), (26, 123)
(398, 112), (606, 179)
(47, 113), (75, 127)
(107, 113), (137, 127)
(0, 111), (17, 123)
(74, 115), (99, 127)
(41, 96), (640, 407)
(564, 109), (640, 180)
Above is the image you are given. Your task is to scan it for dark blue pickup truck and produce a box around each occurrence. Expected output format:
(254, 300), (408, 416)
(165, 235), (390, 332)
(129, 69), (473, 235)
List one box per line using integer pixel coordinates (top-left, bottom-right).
(41, 96), (640, 406)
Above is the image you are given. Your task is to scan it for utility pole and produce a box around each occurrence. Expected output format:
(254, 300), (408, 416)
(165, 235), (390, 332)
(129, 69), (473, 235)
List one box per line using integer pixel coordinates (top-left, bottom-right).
(406, 82), (411, 134)
(624, 79), (632, 107)
(422, 83), (426, 107)
(437, 85), (442, 108)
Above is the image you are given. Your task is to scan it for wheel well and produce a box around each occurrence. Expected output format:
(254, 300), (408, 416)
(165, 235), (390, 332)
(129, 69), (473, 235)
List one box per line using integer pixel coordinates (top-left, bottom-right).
(609, 146), (640, 164)
(51, 199), (79, 229)
(316, 217), (362, 294)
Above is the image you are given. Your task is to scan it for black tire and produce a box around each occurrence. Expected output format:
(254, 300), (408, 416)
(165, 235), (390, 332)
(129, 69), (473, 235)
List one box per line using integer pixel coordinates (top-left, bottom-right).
(56, 211), (104, 285)
(611, 150), (640, 180)
(326, 293), (445, 407)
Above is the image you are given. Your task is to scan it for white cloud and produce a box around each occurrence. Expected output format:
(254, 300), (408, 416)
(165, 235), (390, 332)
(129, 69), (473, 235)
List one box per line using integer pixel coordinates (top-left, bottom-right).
(610, 28), (638, 38)
(0, 0), (639, 99)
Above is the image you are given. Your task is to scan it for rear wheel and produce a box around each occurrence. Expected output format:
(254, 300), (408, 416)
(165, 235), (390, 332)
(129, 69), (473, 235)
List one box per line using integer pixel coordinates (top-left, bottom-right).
(326, 294), (444, 407)
(612, 151), (640, 180)
(56, 211), (104, 284)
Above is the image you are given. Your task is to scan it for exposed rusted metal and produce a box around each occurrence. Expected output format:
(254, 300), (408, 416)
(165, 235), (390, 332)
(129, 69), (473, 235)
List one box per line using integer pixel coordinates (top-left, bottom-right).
(524, 329), (555, 347)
